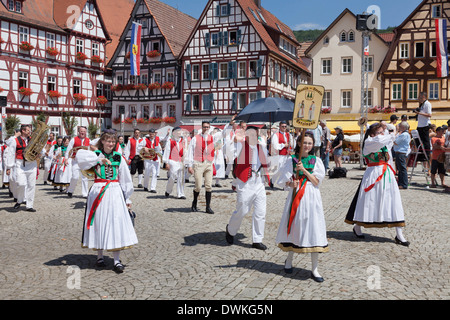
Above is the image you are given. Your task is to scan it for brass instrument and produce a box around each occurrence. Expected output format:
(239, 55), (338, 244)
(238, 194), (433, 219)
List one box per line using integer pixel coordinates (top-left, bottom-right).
(24, 121), (50, 162)
(139, 148), (162, 160)
(68, 145), (89, 159)
(81, 167), (97, 179)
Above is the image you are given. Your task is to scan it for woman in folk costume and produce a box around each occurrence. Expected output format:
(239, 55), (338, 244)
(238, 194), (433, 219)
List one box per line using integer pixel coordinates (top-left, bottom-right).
(53, 137), (71, 192)
(275, 132), (328, 282)
(47, 136), (63, 186)
(345, 123), (409, 246)
(76, 131), (137, 273)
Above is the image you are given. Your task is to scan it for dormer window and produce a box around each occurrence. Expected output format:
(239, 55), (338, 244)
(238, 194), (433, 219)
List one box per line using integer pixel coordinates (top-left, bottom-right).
(8, 0), (23, 13)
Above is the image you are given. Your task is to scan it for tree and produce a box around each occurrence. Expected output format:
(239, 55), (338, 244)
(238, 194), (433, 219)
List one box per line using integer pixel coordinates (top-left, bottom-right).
(5, 115), (21, 137)
(32, 112), (48, 131)
(88, 122), (99, 139)
(62, 112), (78, 137)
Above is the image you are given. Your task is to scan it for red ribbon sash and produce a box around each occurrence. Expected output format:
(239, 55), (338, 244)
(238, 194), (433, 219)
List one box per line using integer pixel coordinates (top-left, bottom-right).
(86, 179), (119, 229)
(364, 161), (395, 193)
(287, 176), (308, 235)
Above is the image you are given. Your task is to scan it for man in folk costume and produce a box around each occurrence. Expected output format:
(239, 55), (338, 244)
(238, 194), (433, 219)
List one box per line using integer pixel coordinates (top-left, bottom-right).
(270, 121), (293, 185)
(187, 121), (216, 214)
(124, 129), (145, 188)
(222, 115), (239, 179)
(3, 130), (20, 197)
(138, 129), (161, 193)
(225, 126), (270, 250)
(5, 125), (41, 212)
(42, 132), (56, 185)
(65, 126), (90, 198)
(163, 127), (186, 199)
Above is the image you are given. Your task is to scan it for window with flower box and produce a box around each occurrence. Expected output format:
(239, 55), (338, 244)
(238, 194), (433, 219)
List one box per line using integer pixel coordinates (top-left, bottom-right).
(76, 39), (84, 53)
(19, 26), (28, 43)
(168, 105), (176, 118)
(19, 71), (28, 88)
(143, 105), (150, 119)
(155, 105), (162, 118)
(48, 76), (56, 92)
(73, 79), (81, 94)
(46, 33), (55, 48)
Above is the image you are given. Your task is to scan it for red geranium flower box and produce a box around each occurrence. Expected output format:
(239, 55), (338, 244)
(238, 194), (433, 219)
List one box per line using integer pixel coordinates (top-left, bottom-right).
(73, 93), (87, 101)
(18, 87), (33, 96)
(48, 90), (62, 98)
(163, 116), (176, 123)
(19, 41), (34, 51)
(161, 81), (174, 90)
(150, 117), (162, 123)
(148, 82), (161, 90)
(146, 50), (161, 58)
(76, 52), (88, 61)
(46, 47), (59, 56)
(91, 55), (104, 64)
(111, 84), (123, 92)
(97, 96), (108, 105)
(135, 83), (148, 90)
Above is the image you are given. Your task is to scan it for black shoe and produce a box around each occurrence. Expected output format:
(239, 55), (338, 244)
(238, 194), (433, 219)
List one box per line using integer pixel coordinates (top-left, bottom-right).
(44, 181), (48, 185)
(113, 263), (124, 273)
(95, 258), (106, 268)
(137, 184), (143, 188)
(67, 192), (73, 198)
(284, 260), (293, 274)
(26, 208), (36, 212)
(205, 207), (214, 214)
(13, 203), (20, 210)
(177, 196), (186, 199)
(353, 227), (365, 239)
(191, 205), (199, 212)
(165, 192), (170, 197)
(185, 179), (189, 183)
(215, 183), (222, 187)
(143, 188), (148, 192)
(252, 243), (267, 250)
(311, 272), (324, 283)
(394, 236), (410, 247)
(225, 225), (234, 244)
(13, 198), (17, 202)
(150, 190), (156, 193)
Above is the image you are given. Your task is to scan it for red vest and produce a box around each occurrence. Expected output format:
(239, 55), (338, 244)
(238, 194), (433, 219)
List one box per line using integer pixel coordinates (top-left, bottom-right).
(169, 138), (184, 162)
(128, 137), (142, 159)
(15, 137), (27, 160)
(193, 134), (215, 162)
(277, 132), (290, 156)
(47, 140), (56, 146)
(234, 141), (270, 183)
(145, 136), (160, 161)
(71, 136), (90, 158)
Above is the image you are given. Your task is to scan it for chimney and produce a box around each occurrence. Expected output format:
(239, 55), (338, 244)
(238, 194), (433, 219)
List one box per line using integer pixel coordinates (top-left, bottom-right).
(254, 0), (261, 8)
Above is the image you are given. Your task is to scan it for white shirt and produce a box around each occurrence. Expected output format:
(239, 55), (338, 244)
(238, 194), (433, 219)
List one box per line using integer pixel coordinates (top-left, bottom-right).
(417, 100), (432, 128)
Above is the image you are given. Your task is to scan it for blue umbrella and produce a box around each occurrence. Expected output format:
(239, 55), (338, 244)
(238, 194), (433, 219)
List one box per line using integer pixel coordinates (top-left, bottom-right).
(234, 97), (294, 124)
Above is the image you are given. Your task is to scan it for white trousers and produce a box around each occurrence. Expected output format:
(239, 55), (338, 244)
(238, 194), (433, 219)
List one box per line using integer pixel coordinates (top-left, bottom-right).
(227, 173), (267, 243)
(144, 160), (159, 190)
(43, 156), (52, 183)
(165, 160), (185, 197)
(14, 160), (36, 209)
(67, 160), (89, 197)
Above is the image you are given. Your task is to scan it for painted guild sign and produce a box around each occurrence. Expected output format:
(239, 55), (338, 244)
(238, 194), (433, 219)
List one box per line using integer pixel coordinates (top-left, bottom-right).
(292, 84), (325, 129)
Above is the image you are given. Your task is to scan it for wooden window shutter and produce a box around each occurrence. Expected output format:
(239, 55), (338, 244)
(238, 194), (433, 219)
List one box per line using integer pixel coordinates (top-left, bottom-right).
(231, 92), (237, 111)
(237, 29), (242, 45)
(186, 64), (191, 82)
(205, 33), (210, 48)
(209, 93), (214, 110)
(223, 31), (228, 46)
(257, 59), (263, 78)
(185, 94), (191, 112)
(203, 94), (210, 111)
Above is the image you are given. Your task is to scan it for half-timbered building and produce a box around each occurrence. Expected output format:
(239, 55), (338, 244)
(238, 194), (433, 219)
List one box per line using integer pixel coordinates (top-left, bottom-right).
(379, 0), (450, 113)
(0, 0), (120, 137)
(180, 0), (310, 126)
(107, 0), (196, 135)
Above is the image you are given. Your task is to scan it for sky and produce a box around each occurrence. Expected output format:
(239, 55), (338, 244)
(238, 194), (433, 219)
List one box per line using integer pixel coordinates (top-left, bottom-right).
(156, 0), (423, 31)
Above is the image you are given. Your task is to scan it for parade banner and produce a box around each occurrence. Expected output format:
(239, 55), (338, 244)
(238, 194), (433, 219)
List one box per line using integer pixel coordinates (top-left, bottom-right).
(130, 22), (142, 76)
(435, 18), (449, 78)
(292, 84), (325, 129)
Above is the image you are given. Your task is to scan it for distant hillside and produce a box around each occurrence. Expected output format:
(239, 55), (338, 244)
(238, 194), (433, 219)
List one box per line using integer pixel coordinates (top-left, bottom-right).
(294, 27), (396, 43)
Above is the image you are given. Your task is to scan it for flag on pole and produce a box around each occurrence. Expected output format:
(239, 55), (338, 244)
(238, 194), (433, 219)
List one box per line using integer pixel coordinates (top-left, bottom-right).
(435, 18), (448, 78)
(130, 22), (142, 76)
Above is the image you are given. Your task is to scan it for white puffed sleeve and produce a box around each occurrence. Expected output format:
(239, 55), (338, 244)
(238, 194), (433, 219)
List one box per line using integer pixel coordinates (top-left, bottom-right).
(274, 156), (294, 188)
(363, 134), (395, 156)
(76, 149), (100, 170)
(119, 157), (134, 204)
(311, 157), (326, 187)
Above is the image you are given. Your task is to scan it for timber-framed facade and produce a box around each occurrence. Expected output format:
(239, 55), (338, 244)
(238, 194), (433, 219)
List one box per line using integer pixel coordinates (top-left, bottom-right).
(379, 0), (450, 112)
(180, 0), (310, 125)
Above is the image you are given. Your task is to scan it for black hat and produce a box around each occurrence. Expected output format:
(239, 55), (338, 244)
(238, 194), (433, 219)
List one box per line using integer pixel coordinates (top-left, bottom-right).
(390, 114), (399, 121)
(149, 128), (156, 133)
(172, 126), (181, 132)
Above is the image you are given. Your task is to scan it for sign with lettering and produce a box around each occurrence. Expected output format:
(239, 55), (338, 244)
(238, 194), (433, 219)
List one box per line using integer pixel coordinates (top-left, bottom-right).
(292, 84), (324, 129)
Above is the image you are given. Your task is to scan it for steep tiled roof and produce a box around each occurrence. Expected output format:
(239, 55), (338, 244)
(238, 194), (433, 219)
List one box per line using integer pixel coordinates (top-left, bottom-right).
(0, 0), (63, 32)
(143, 0), (197, 58)
(237, 0), (309, 74)
(97, 0), (135, 63)
(377, 32), (395, 44)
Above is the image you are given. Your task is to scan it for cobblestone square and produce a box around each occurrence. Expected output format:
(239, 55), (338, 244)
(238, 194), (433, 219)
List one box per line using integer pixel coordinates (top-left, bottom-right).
(0, 163), (448, 300)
